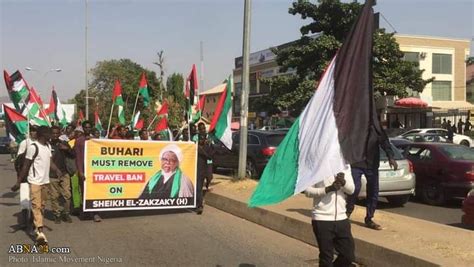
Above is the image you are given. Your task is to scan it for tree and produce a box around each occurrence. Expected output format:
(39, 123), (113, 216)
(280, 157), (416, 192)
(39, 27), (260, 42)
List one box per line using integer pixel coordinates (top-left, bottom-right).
(71, 58), (162, 128)
(262, 0), (433, 116)
(467, 56), (474, 65)
(165, 73), (186, 129)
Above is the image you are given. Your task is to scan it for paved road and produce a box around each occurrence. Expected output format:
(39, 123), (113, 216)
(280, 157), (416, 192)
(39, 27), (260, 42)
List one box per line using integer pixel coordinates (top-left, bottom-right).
(375, 197), (469, 229)
(0, 155), (316, 267)
(216, 169), (470, 230)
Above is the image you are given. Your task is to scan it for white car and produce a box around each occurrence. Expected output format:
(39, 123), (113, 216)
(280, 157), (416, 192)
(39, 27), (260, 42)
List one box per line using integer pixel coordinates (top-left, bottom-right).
(398, 128), (473, 147)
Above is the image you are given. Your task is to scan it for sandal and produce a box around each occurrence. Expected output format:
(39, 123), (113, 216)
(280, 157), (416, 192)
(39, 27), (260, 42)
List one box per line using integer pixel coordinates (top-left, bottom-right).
(365, 220), (382, 230)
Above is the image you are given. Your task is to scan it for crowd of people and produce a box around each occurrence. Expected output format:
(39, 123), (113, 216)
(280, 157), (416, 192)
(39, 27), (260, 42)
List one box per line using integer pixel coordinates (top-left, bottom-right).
(9, 120), (215, 245)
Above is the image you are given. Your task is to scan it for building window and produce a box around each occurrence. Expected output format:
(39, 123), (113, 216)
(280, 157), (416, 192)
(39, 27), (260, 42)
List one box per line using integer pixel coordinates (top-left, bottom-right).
(432, 53), (452, 74)
(431, 81), (452, 101)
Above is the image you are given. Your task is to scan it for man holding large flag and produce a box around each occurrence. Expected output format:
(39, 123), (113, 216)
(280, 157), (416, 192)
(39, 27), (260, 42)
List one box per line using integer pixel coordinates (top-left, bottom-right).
(249, 0), (396, 264)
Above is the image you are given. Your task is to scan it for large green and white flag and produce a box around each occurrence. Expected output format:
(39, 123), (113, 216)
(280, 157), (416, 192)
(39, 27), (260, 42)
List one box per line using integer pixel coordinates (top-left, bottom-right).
(209, 77), (232, 149)
(249, 0), (377, 207)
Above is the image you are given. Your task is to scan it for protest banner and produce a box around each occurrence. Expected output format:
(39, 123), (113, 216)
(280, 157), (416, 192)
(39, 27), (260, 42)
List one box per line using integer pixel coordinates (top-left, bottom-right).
(84, 139), (197, 211)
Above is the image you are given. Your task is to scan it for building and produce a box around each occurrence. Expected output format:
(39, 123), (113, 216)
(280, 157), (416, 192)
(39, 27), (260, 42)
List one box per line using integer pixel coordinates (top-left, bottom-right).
(232, 39), (302, 128)
(232, 34), (472, 129)
(467, 63), (474, 103)
(395, 34), (471, 108)
(200, 83), (227, 121)
(389, 34), (471, 128)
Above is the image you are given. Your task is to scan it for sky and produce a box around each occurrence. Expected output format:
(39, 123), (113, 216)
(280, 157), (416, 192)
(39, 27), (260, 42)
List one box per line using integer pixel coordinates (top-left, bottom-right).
(1, 0), (473, 101)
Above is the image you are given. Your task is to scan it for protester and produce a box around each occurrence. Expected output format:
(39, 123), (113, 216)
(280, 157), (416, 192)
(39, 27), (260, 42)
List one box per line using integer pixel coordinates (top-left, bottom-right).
(452, 123), (457, 134)
(457, 119), (464, 134)
(109, 125), (126, 139)
(464, 118), (472, 133)
(346, 126), (397, 230)
(125, 130), (135, 140)
(138, 144), (194, 199)
(193, 122), (214, 190)
(12, 125), (38, 231)
(447, 121), (454, 142)
(190, 123), (197, 139)
(9, 138), (18, 163)
(196, 133), (214, 214)
(91, 128), (101, 139)
(441, 118), (448, 129)
(180, 128), (190, 141)
(305, 170), (355, 267)
(60, 124), (75, 142)
(74, 121), (102, 222)
(49, 126), (74, 224)
(139, 129), (149, 140)
(17, 125), (38, 155)
(12, 126), (62, 245)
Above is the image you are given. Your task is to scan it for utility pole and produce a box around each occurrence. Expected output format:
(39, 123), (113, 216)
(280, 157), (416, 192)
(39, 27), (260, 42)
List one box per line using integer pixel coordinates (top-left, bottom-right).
(200, 41), (204, 93)
(237, 0), (251, 179)
(85, 0), (89, 120)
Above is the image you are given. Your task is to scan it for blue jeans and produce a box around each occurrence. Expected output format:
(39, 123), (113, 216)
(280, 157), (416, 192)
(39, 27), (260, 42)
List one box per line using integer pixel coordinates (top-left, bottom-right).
(346, 168), (379, 223)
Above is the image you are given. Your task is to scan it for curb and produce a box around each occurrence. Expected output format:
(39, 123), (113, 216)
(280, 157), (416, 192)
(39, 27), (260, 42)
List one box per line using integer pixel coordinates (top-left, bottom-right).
(206, 191), (439, 267)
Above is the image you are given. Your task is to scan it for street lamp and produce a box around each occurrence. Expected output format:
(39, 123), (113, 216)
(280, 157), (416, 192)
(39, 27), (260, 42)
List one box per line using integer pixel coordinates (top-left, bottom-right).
(25, 67), (62, 77)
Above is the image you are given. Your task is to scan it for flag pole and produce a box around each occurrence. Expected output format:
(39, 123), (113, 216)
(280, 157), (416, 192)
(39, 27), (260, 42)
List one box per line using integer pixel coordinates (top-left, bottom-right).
(106, 103), (115, 139)
(130, 90), (140, 127)
(147, 114), (158, 131)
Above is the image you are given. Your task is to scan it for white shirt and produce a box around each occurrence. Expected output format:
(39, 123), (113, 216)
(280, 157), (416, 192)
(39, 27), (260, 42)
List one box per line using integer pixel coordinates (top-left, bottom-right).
(304, 167), (355, 221)
(17, 138), (33, 155)
(26, 141), (52, 185)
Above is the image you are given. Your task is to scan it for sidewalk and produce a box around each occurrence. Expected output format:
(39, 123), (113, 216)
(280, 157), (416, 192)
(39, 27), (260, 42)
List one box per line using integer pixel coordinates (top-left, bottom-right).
(205, 175), (474, 267)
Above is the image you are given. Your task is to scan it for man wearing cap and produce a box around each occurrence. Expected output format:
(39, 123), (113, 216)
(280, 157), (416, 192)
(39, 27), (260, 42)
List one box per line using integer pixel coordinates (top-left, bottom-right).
(74, 121), (102, 222)
(139, 144), (194, 199)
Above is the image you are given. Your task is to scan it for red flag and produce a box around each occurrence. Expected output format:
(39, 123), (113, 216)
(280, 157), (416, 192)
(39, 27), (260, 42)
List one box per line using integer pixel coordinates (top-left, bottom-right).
(155, 117), (168, 132)
(45, 91), (55, 115)
(197, 95), (206, 111)
(185, 64), (198, 105)
(29, 87), (44, 107)
(157, 100), (169, 116)
(135, 119), (144, 130)
(112, 79), (123, 103)
(77, 110), (85, 126)
(3, 70), (11, 91)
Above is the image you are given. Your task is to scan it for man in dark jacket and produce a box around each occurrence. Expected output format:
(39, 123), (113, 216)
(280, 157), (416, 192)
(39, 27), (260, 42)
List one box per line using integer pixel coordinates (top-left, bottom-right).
(346, 125), (397, 230)
(196, 133), (214, 214)
(49, 126), (75, 224)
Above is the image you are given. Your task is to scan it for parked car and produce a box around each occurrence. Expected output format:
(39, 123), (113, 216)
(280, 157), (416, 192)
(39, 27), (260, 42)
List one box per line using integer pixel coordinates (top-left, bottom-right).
(462, 189), (474, 226)
(402, 133), (450, 143)
(357, 143), (416, 206)
(394, 143), (474, 205)
(212, 130), (287, 178)
(0, 136), (10, 154)
(259, 126), (277, 131)
(397, 128), (473, 147)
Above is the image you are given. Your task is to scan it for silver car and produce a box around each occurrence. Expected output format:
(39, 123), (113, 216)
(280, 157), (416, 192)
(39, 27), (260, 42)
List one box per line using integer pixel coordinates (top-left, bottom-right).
(358, 143), (416, 206)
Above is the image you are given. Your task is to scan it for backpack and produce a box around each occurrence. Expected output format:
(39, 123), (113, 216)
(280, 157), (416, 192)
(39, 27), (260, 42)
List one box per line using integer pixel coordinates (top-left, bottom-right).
(14, 143), (39, 180)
